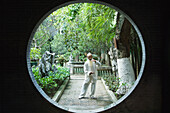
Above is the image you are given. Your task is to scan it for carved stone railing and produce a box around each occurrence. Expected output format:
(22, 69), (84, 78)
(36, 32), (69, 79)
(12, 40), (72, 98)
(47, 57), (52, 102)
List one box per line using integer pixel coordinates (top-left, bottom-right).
(67, 63), (113, 76)
(73, 65), (84, 74)
(97, 66), (112, 76)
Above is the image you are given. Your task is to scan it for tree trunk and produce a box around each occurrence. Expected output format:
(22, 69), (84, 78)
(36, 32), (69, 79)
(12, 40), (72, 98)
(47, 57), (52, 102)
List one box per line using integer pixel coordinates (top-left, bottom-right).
(117, 18), (131, 58)
(115, 18), (136, 94)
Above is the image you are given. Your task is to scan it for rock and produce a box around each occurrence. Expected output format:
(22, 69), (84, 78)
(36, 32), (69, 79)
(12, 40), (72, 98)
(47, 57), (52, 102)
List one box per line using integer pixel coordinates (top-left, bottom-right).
(38, 51), (56, 77)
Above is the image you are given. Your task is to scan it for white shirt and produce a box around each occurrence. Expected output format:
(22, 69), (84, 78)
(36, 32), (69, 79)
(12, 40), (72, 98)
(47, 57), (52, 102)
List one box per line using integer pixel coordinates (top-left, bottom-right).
(84, 59), (101, 83)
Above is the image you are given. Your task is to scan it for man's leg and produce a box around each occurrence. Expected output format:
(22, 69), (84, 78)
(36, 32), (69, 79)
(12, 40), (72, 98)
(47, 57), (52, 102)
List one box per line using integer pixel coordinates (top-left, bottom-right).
(79, 80), (90, 99)
(90, 82), (96, 98)
(79, 77), (92, 99)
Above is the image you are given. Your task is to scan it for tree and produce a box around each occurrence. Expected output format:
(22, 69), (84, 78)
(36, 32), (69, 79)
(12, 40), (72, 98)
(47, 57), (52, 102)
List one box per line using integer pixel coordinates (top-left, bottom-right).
(32, 3), (117, 64)
(113, 13), (137, 94)
(78, 3), (116, 65)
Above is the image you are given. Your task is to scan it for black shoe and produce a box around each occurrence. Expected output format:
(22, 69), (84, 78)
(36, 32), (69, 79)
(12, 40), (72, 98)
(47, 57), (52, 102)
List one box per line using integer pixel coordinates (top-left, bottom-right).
(90, 96), (97, 99)
(78, 96), (85, 99)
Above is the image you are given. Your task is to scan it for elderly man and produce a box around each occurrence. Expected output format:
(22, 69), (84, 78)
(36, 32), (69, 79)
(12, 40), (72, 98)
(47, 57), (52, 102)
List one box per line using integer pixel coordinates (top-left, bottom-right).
(79, 53), (101, 99)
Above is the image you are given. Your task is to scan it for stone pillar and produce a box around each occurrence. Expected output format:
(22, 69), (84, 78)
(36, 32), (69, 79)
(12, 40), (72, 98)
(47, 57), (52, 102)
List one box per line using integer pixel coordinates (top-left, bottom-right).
(70, 64), (74, 75)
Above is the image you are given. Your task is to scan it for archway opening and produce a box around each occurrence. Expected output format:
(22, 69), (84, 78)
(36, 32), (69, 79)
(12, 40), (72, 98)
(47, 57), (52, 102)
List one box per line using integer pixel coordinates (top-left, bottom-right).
(27, 1), (146, 112)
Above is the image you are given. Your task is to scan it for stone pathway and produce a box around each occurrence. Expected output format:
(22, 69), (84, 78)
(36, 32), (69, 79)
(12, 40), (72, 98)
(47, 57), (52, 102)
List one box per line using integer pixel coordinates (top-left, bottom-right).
(57, 74), (113, 112)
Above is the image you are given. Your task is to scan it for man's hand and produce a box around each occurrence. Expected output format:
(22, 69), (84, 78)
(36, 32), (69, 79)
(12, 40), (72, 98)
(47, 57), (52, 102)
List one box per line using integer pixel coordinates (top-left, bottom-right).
(92, 59), (96, 63)
(89, 72), (95, 75)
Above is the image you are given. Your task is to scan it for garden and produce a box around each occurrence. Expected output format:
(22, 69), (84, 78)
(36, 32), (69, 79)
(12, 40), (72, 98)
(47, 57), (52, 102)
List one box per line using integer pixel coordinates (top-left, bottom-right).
(32, 65), (70, 97)
(29, 3), (142, 100)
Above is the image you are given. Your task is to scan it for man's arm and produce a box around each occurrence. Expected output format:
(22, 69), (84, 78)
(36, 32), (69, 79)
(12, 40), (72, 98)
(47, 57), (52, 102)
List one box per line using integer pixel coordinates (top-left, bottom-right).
(92, 59), (101, 66)
(95, 60), (101, 66)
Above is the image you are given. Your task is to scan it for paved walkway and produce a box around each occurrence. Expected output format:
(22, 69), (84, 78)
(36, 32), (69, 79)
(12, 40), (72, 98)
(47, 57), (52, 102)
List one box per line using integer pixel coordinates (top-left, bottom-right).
(57, 74), (113, 112)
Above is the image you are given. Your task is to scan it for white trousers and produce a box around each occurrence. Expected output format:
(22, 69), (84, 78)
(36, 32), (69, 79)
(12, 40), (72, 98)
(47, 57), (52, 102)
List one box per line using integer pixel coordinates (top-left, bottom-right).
(79, 74), (97, 97)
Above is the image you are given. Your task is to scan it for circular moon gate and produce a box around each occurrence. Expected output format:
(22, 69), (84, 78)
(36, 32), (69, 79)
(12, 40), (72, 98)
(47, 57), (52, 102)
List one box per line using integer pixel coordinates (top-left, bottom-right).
(26, 1), (146, 112)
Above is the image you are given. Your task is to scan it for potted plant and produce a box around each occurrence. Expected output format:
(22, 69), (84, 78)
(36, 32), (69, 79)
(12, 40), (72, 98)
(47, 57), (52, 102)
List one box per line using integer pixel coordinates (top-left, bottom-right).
(30, 47), (41, 66)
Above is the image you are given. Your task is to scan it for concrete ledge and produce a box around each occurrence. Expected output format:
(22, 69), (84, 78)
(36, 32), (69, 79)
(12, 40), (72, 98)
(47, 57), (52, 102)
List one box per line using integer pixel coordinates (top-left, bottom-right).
(52, 77), (70, 102)
(101, 77), (117, 103)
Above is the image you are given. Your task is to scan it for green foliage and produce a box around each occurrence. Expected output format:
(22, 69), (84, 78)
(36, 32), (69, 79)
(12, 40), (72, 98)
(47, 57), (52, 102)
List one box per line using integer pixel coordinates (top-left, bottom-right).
(51, 35), (67, 55)
(63, 51), (72, 61)
(30, 47), (41, 61)
(79, 55), (85, 61)
(79, 3), (116, 45)
(72, 49), (80, 58)
(102, 74), (120, 92)
(67, 3), (82, 21)
(102, 74), (126, 99)
(92, 54), (99, 60)
(31, 3), (117, 62)
(40, 43), (50, 55)
(114, 93), (124, 100)
(56, 55), (67, 66)
(32, 65), (70, 97)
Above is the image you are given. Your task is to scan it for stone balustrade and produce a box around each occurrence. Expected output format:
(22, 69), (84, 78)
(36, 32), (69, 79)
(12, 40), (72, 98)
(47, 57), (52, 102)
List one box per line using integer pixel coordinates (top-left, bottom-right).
(67, 62), (113, 76)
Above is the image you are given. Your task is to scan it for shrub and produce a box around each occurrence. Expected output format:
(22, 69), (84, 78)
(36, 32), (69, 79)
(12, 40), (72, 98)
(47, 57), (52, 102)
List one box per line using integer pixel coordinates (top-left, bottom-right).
(30, 47), (41, 61)
(56, 55), (67, 66)
(102, 74), (125, 99)
(102, 74), (120, 92)
(32, 65), (70, 97)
